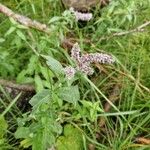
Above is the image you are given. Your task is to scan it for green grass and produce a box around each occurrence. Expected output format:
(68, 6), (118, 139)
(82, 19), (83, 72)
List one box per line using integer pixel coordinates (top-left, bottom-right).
(0, 0), (150, 149)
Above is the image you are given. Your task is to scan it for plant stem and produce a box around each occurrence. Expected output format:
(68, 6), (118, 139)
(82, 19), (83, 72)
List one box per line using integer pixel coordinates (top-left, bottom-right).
(1, 93), (21, 116)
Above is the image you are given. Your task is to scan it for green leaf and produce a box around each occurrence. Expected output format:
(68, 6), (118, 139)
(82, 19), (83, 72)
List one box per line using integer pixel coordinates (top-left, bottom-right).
(48, 16), (62, 24)
(9, 17), (17, 25)
(4, 26), (16, 37)
(20, 138), (32, 148)
(17, 24), (28, 29)
(29, 89), (51, 111)
(40, 65), (49, 80)
(27, 55), (38, 75)
(0, 38), (5, 43)
(32, 129), (55, 150)
(0, 138), (5, 145)
(41, 55), (64, 75)
(56, 124), (83, 150)
(0, 116), (8, 139)
(40, 65), (54, 80)
(58, 85), (80, 105)
(32, 116), (59, 150)
(16, 30), (26, 41)
(15, 127), (30, 139)
(34, 74), (44, 92)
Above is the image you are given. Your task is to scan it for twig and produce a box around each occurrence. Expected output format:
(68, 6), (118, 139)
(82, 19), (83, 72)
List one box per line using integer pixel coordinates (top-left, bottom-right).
(135, 137), (150, 145)
(99, 21), (150, 41)
(113, 21), (150, 36)
(0, 3), (51, 34)
(0, 79), (35, 92)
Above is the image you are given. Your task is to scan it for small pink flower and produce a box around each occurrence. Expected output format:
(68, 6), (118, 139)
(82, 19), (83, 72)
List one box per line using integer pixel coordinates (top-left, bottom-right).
(70, 7), (93, 21)
(80, 54), (91, 65)
(88, 53), (115, 64)
(77, 63), (94, 75)
(64, 66), (76, 80)
(71, 42), (80, 62)
(64, 43), (115, 79)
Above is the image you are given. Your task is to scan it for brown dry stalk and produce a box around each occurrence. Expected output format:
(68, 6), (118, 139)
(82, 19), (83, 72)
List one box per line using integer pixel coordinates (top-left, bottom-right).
(0, 79), (35, 92)
(112, 21), (150, 36)
(99, 20), (150, 41)
(135, 137), (150, 145)
(61, 38), (74, 51)
(0, 3), (51, 34)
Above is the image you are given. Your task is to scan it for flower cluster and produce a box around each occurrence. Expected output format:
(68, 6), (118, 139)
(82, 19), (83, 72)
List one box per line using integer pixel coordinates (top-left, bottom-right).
(70, 7), (93, 21)
(64, 43), (115, 79)
(80, 53), (115, 64)
(71, 42), (80, 61)
(64, 66), (76, 80)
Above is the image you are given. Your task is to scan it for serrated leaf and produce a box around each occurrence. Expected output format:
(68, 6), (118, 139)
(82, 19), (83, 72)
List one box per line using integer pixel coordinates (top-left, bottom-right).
(32, 129), (55, 150)
(26, 55), (38, 75)
(56, 124), (83, 150)
(32, 117), (57, 150)
(81, 100), (93, 108)
(41, 55), (64, 75)
(40, 65), (53, 80)
(29, 89), (51, 110)
(58, 85), (80, 105)
(15, 127), (30, 139)
(34, 74), (44, 92)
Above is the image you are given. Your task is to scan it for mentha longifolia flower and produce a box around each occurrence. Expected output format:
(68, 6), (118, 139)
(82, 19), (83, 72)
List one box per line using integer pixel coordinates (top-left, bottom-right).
(77, 63), (94, 75)
(64, 43), (115, 79)
(70, 7), (93, 21)
(80, 53), (115, 64)
(71, 42), (80, 62)
(64, 66), (76, 80)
